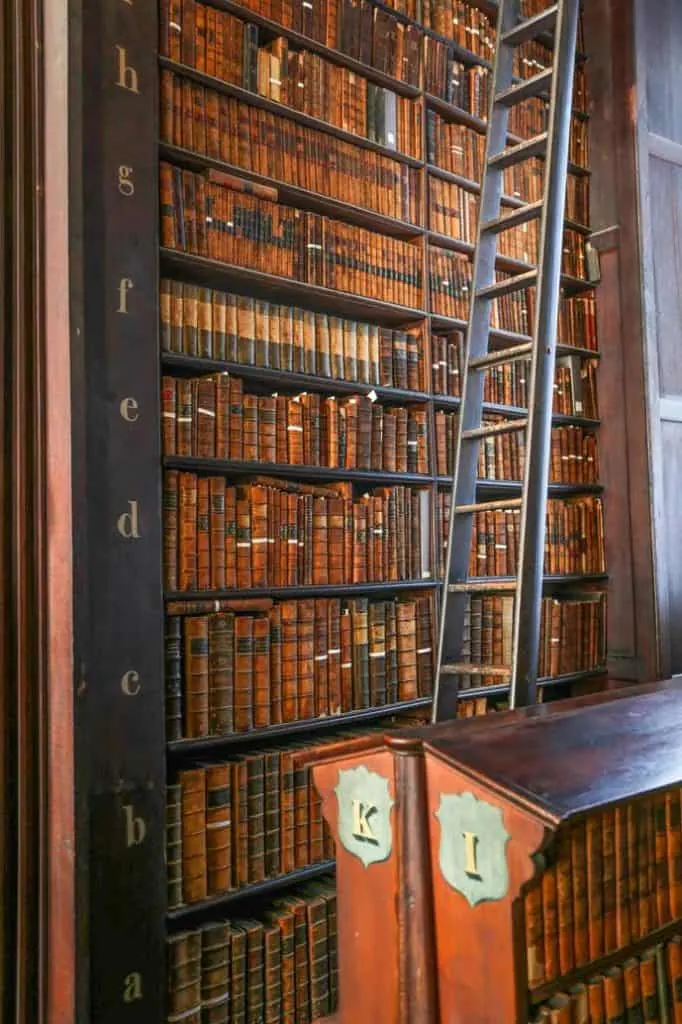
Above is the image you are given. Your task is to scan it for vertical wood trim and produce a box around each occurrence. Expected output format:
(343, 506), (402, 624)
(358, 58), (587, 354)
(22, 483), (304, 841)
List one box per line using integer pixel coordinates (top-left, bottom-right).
(43, 0), (76, 1017)
(633, 0), (668, 677)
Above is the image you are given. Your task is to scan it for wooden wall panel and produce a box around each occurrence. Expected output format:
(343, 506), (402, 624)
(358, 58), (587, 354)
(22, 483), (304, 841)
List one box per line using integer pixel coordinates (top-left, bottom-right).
(634, 0), (682, 678)
(644, 0), (682, 145)
(583, 0), (658, 683)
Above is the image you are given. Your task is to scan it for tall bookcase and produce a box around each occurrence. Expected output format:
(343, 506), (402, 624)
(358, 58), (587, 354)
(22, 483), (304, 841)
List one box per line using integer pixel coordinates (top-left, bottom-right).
(77, 0), (606, 1021)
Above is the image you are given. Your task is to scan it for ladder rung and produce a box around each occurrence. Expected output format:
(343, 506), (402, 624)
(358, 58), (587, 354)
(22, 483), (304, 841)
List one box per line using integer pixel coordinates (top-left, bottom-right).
(476, 271), (538, 301)
(489, 133), (548, 170)
(448, 580), (518, 593)
(481, 201), (544, 235)
(469, 342), (534, 371)
(462, 417), (528, 441)
(440, 664), (512, 677)
(495, 68), (554, 107)
(502, 6), (558, 46)
(456, 497), (523, 514)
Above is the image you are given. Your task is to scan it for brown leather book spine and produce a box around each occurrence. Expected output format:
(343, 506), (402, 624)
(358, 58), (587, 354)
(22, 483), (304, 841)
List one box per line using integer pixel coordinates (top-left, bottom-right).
(639, 949), (660, 1023)
(654, 793), (671, 926)
(200, 922), (231, 1020)
(603, 967), (626, 1024)
(524, 877), (545, 988)
(587, 977), (606, 1024)
(163, 470), (179, 591)
(233, 614), (254, 732)
(263, 751), (281, 879)
(232, 760), (249, 889)
(276, 908), (296, 1024)
(224, 485), (237, 588)
(667, 935), (682, 1024)
(281, 600), (299, 723)
(306, 895), (330, 1018)
(623, 958), (644, 1024)
(230, 926), (247, 1024)
(183, 615), (209, 738)
(542, 863), (559, 984)
(293, 762), (310, 870)
(264, 924), (282, 1024)
(179, 471), (198, 591)
(209, 476), (226, 591)
(176, 378), (192, 457)
(556, 831), (575, 975)
(253, 613), (271, 729)
(667, 789), (682, 920)
(166, 784), (183, 910)
(208, 612), (234, 734)
(269, 604), (283, 725)
(181, 767), (207, 904)
(161, 375), (177, 456)
(166, 930), (202, 1020)
(571, 820), (589, 967)
(586, 812), (604, 961)
(246, 753), (266, 883)
(297, 599), (316, 721)
(205, 764), (232, 896)
(615, 804), (632, 947)
(626, 803), (640, 941)
(280, 751), (295, 875)
(236, 495), (252, 590)
(636, 800), (652, 938)
(197, 477), (210, 591)
(601, 808), (618, 954)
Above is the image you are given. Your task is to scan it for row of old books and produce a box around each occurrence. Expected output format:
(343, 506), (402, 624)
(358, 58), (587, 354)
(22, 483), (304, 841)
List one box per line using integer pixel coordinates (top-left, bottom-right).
(451, 593), (606, 687)
(160, 164), (423, 307)
(160, 73), (422, 223)
(532, 943), (680, 1023)
(425, 53), (489, 116)
(167, 752), (334, 906)
(422, 4), (495, 56)
(228, 0), (423, 86)
(166, 880), (338, 1022)
(464, 498), (606, 578)
(161, 374), (430, 474)
(165, 594), (434, 740)
(428, 178), (586, 272)
(163, 473), (431, 592)
(524, 789), (682, 988)
(435, 414), (600, 483)
(160, 281), (426, 391)
(254, 38), (422, 157)
(431, 323), (598, 400)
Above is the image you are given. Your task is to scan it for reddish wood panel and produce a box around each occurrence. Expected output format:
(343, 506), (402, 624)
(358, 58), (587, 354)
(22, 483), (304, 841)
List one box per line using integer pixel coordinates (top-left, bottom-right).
(422, 755), (546, 1023)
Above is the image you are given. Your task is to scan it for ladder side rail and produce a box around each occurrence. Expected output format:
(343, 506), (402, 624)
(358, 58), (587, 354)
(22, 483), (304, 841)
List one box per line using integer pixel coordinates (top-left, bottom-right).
(433, 0), (521, 720)
(510, 0), (581, 709)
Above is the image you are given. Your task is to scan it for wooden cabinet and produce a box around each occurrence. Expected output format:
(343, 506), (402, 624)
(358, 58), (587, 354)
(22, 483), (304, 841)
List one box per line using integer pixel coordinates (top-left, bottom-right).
(313, 680), (682, 1022)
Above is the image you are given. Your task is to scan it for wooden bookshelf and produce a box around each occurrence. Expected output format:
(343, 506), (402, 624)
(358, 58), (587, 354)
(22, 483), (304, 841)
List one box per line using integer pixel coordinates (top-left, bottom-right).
(72, 0), (609, 1020)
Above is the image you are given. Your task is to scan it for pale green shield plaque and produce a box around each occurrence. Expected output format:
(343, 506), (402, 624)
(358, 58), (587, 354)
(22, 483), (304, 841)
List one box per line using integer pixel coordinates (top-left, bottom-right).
(435, 791), (510, 907)
(334, 765), (394, 868)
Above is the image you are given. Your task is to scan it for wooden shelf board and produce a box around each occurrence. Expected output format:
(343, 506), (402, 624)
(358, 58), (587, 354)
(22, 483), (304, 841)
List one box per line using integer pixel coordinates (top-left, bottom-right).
(165, 579), (438, 601)
(160, 249), (427, 326)
(159, 142), (425, 241)
(161, 352), (432, 401)
(167, 697), (433, 757)
(455, 667), (608, 702)
(167, 861), (336, 926)
(164, 456), (433, 485)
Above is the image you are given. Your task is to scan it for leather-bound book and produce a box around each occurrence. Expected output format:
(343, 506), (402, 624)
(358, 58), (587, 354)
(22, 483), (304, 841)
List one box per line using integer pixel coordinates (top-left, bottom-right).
(654, 793), (671, 926)
(209, 477), (226, 591)
(208, 611), (234, 735)
(635, 801), (652, 938)
(166, 930), (201, 1022)
(615, 805), (632, 948)
(396, 599), (418, 700)
(235, 494), (252, 590)
(183, 616), (209, 738)
(229, 376), (243, 462)
(200, 922), (230, 1024)
(246, 753), (266, 883)
(603, 967), (626, 1024)
(166, 783), (183, 911)
(556, 830), (575, 974)
(263, 922), (282, 1024)
(229, 925), (247, 1024)
(253, 614), (271, 730)
(205, 763), (232, 896)
(639, 950), (660, 1023)
(264, 750), (281, 878)
(313, 599), (330, 717)
(165, 616), (183, 742)
(161, 375), (176, 456)
(233, 614), (254, 733)
(350, 599), (370, 708)
(224, 486), (237, 588)
(197, 477), (210, 591)
(368, 601), (387, 706)
(178, 471), (198, 591)
(601, 808), (618, 953)
(180, 767), (207, 904)
(163, 470), (179, 591)
(272, 904), (296, 1024)
(667, 935), (682, 1023)
(232, 760), (249, 888)
(281, 601), (299, 723)
(622, 958), (643, 1023)
(586, 813), (604, 961)
(242, 394), (259, 463)
(293, 750), (310, 869)
(305, 889), (331, 1019)
(269, 604), (283, 725)
(524, 874), (545, 988)
(280, 749), (296, 875)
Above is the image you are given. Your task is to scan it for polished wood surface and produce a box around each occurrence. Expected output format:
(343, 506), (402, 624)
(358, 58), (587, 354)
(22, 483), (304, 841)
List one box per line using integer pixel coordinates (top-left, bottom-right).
(424, 681), (682, 820)
(314, 683), (682, 1023)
